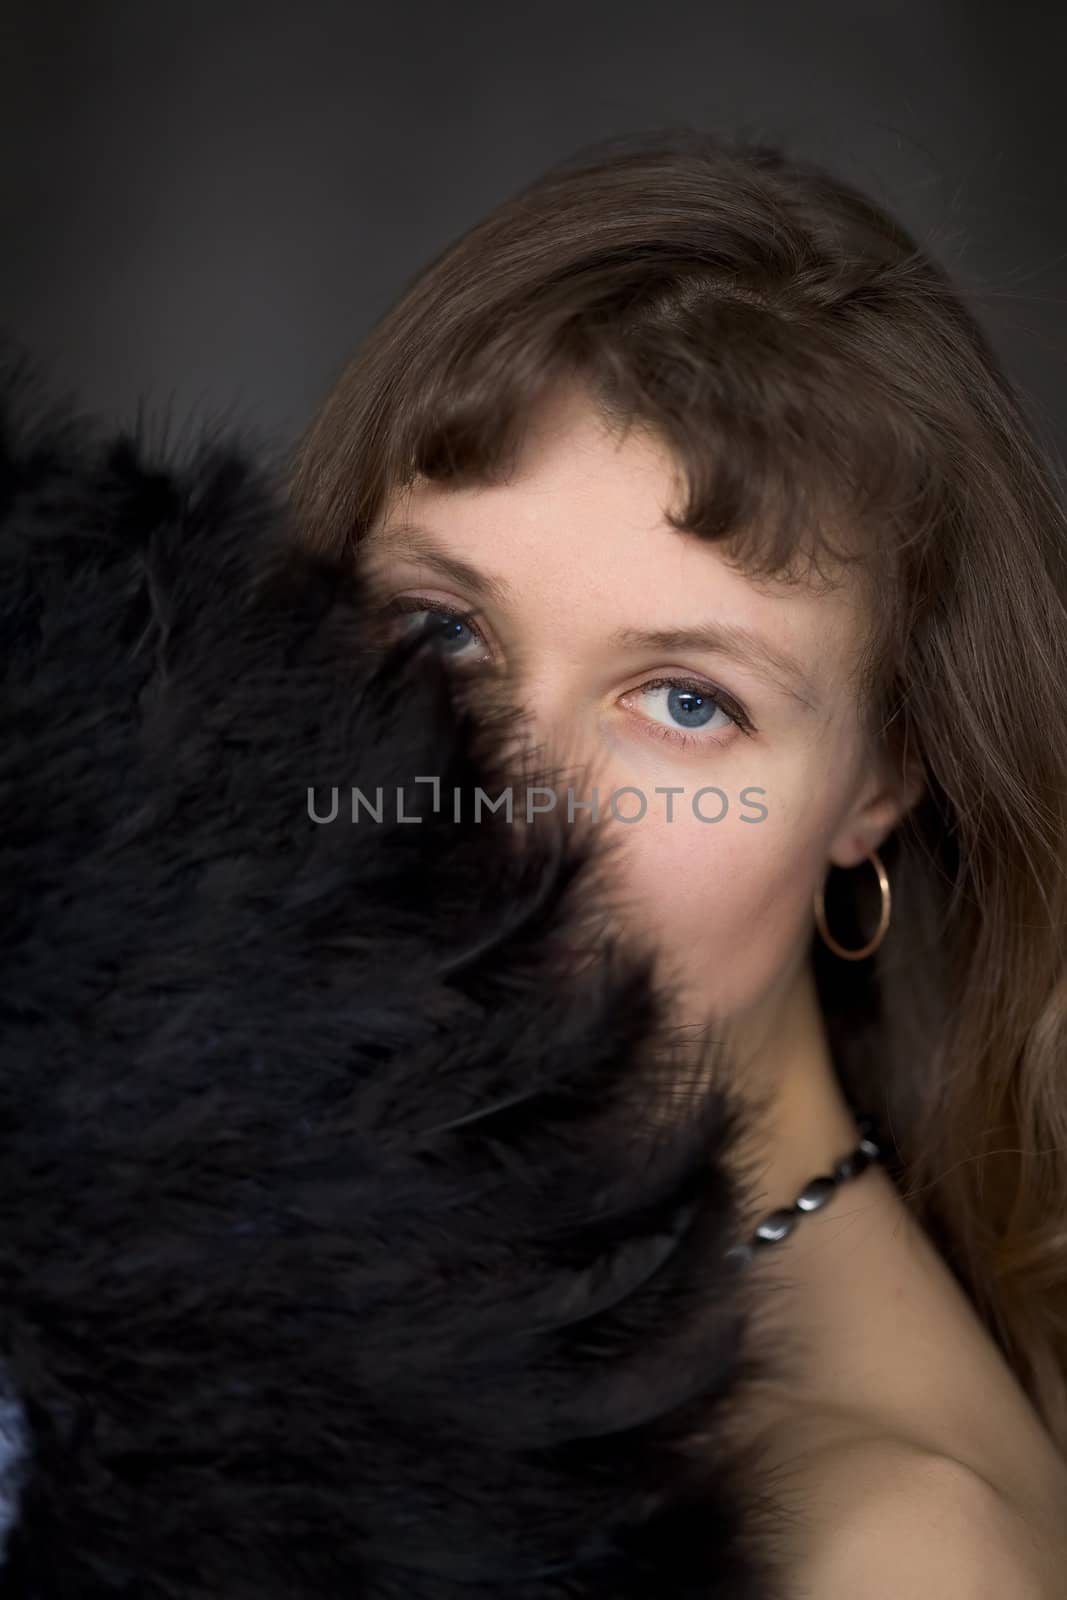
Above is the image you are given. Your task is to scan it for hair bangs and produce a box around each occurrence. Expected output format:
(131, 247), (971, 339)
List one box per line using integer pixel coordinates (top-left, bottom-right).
(377, 283), (937, 721)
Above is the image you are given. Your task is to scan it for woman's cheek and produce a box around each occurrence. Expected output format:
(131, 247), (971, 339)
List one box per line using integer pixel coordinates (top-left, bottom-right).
(600, 793), (823, 1022)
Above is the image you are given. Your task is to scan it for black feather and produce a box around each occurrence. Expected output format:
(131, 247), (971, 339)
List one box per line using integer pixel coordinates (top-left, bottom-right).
(0, 340), (791, 1598)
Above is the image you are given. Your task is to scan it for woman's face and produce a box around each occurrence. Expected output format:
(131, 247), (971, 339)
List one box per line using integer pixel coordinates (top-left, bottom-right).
(363, 382), (917, 1060)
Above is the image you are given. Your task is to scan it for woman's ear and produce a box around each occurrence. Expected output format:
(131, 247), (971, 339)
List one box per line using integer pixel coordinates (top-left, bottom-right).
(826, 752), (925, 871)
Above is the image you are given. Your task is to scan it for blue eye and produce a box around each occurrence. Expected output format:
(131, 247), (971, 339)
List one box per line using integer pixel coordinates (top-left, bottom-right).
(662, 685), (718, 728)
(626, 675), (754, 746)
(383, 597), (488, 661)
(428, 614), (477, 654)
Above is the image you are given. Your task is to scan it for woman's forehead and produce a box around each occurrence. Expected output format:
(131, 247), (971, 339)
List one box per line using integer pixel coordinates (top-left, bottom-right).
(384, 379), (862, 588)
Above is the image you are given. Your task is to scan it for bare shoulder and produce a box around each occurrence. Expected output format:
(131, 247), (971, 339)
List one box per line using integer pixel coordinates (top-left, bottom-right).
(793, 1435), (1062, 1599)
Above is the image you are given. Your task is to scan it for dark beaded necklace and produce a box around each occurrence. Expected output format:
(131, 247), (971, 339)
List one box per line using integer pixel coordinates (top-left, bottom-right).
(725, 1114), (884, 1268)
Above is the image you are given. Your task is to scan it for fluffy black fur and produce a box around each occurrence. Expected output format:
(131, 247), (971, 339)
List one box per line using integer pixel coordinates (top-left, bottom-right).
(0, 346), (791, 1598)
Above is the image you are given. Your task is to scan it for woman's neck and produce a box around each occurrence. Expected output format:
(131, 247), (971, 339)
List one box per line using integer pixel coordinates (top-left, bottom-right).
(696, 963), (1067, 1537)
(707, 957), (872, 1228)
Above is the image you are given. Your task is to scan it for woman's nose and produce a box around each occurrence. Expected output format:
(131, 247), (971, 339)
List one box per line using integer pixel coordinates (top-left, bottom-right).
(467, 668), (603, 823)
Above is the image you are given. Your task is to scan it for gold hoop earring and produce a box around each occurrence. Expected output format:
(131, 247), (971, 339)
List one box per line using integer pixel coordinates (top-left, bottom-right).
(814, 848), (891, 960)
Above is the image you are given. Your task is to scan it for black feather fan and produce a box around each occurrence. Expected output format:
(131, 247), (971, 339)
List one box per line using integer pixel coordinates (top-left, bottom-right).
(0, 345), (793, 1598)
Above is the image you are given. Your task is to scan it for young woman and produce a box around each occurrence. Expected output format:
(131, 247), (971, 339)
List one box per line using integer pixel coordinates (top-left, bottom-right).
(288, 129), (1067, 1590)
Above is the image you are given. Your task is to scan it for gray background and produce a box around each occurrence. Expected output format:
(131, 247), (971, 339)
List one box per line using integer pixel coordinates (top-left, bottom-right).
(3, 0), (1065, 468)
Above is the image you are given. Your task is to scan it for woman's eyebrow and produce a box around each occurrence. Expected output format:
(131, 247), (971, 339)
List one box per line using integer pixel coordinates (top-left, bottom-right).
(361, 522), (512, 606)
(610, 622), (822, 713)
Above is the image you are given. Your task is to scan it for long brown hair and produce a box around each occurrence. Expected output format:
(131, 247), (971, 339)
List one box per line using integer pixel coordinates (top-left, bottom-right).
(287, 127), (1067, 1450)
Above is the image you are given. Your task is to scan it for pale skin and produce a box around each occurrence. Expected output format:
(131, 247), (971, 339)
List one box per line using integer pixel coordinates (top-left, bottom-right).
(361, 380), (1067, 1593)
